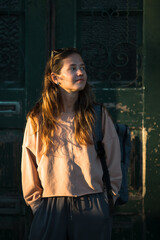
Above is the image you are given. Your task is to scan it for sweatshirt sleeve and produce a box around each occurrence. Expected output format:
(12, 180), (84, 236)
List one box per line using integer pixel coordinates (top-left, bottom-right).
(21, 117), (43, 214)
(102, 107), (122, 203)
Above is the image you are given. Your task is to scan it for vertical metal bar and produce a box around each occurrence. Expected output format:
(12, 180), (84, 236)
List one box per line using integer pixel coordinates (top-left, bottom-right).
(47, 0), (56, 57)
(73, 0), (77, 47)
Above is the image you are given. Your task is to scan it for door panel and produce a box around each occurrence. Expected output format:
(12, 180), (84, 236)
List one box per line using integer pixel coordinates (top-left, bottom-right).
(0, 1), (25, 237)
(0, 0), (48, 239)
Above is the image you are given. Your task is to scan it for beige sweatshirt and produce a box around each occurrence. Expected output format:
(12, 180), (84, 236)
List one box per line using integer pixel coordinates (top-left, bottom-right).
(21, 108), (122, 213)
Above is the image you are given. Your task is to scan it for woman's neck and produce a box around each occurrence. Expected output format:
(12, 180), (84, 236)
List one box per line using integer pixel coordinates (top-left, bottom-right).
(60, 88), (78, 113)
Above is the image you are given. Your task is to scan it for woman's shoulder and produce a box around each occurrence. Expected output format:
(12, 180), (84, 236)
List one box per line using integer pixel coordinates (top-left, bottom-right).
(26, 102), (42, 133)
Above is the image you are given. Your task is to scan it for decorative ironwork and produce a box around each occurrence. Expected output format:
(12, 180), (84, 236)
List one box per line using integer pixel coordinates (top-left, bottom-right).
(79, 0), (142, 10)
(0, 0), (20, 9)
(0, 14), (24, 87)
(77, 0), (143, 88)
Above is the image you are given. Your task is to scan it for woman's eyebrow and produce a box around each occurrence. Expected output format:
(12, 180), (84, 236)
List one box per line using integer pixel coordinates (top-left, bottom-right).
(69, 63), (85, 66)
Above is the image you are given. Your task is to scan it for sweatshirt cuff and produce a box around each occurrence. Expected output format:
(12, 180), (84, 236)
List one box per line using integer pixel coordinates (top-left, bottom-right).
(30, 198), (42, 214)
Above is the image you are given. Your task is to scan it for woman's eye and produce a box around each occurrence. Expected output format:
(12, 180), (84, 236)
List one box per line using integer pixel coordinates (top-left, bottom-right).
(80, 66), (85, 71)
(70, 66), (76, 71)
(69, 66), (85, 71)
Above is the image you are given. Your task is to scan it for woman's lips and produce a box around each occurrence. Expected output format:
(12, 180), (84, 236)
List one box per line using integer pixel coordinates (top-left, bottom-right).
(76, 79), (84, 82)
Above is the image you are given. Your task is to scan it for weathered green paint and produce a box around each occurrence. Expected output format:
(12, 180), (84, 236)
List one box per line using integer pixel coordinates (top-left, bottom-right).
(95, 89), (143, 127)
(144, 0), (160, 239)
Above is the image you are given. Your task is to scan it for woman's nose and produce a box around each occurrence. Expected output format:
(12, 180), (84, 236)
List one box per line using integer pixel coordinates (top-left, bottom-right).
(76, 68), (83, 76)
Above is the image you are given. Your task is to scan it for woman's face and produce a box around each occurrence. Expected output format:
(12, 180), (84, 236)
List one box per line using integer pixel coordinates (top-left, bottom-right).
(54, 53), (87, 93)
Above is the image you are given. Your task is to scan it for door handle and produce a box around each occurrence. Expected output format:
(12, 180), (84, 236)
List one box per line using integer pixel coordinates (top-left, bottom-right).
(0, 101), (21, 114)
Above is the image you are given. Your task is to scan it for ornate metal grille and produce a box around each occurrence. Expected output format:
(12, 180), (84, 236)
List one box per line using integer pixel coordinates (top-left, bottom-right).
(77, 0), (143, 88)
(0, 0), (20, 8)
(0, 0), (25, 88)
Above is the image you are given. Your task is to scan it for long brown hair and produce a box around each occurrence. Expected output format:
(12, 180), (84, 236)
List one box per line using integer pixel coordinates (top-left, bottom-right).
(28, 48), (95, 152)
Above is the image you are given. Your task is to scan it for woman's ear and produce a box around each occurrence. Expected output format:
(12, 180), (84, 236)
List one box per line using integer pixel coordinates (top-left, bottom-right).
(51, 72), (59, 85)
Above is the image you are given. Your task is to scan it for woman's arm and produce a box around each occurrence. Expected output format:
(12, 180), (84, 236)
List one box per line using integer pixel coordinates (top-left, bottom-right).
(21, 118), (43, 214)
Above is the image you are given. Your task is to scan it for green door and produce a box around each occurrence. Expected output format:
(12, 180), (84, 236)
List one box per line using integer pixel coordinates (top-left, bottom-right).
(0, 0), (47, 239)
(76, 1), (144, 239)
(55, 0), (160, 239)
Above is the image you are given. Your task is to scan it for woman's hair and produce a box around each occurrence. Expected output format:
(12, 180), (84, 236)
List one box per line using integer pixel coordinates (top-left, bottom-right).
(28, 48), (95, 153)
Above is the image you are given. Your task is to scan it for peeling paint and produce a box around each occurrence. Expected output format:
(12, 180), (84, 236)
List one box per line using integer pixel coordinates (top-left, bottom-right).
(105, 102), (131, 112)
(116, 103), (130, 112)
(139, 112), (145, 115)
(142, 127), (147, 198)
(154, 148), (158, 153)
(156, 164), (160, 167)
(148, 127), (154, 133)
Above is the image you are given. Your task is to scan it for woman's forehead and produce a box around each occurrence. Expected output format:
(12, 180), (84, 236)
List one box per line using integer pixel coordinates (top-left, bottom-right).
(62, 53), (84, 66)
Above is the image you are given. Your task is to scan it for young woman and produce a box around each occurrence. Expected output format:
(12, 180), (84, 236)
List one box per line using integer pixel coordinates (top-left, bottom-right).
(21, 48), (122, 240)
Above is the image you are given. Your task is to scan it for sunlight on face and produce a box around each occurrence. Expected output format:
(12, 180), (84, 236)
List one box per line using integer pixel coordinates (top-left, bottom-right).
(57, 53), (87, 93)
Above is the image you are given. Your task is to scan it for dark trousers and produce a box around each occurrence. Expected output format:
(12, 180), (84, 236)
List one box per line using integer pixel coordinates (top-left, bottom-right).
(29, 193), (112, 240)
